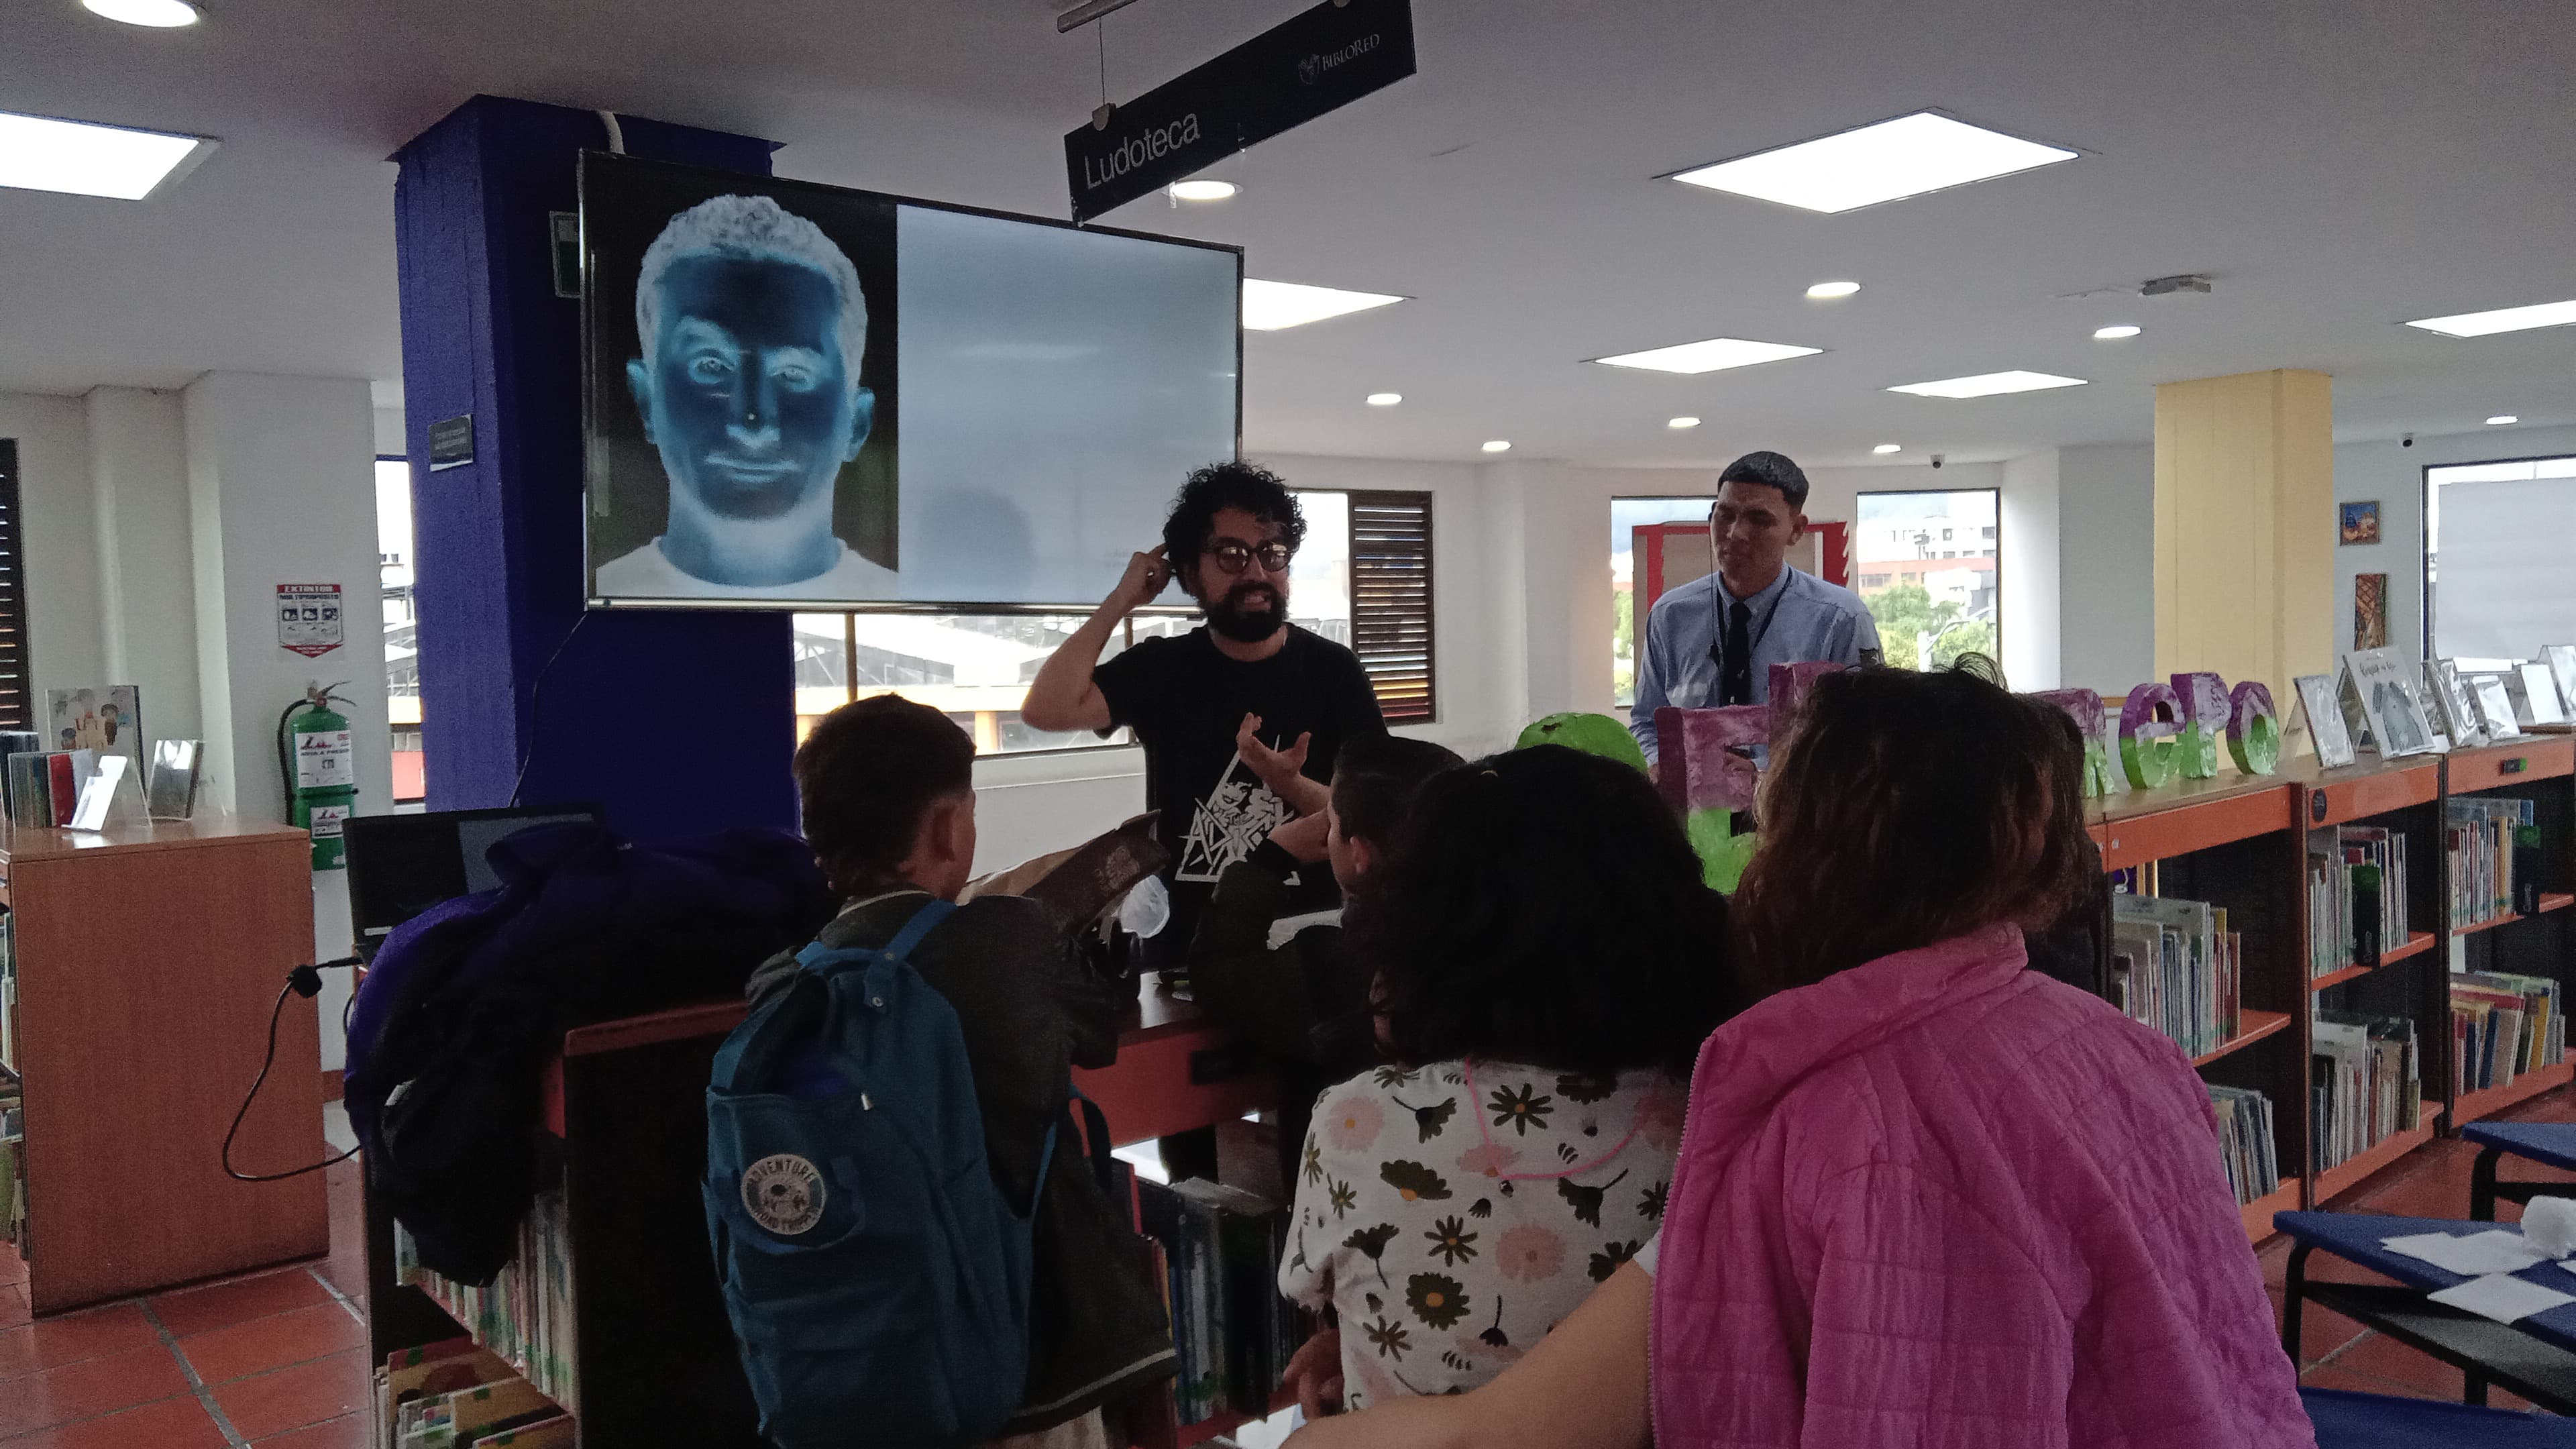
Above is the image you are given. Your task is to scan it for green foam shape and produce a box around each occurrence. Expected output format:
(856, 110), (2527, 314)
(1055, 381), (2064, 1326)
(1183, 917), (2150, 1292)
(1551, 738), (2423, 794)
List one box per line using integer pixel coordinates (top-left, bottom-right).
(2081, 741), (2113, 798)
(1685, 806), (1758, 894)
(1517, 712), (1650, 774)
(2228, 712), (2282, 775)
(2176, 722), (2221, 780)
(2120, 732), (2177, 790)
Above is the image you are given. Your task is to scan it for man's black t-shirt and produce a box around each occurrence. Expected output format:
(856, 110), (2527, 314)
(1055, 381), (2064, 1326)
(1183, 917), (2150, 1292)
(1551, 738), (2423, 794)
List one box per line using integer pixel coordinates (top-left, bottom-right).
(1093, 625), (1386, 969)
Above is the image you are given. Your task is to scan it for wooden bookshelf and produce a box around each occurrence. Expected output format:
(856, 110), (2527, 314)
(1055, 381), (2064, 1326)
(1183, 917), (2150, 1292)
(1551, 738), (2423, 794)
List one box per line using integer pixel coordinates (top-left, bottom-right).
(2192, 1009), (2292, 1067)
(2289, 755), (2444, 828)
(2089, 771), (2293, 872)
(2239, 1181), (2302, 1243)
(2313, 1124), (2439, 1205)
(2451, 737), (2576, 794)
(2455, 894), (2575, 938)
(2307, 932), (2438, 991)
(2451, 1062), (2576, 1128)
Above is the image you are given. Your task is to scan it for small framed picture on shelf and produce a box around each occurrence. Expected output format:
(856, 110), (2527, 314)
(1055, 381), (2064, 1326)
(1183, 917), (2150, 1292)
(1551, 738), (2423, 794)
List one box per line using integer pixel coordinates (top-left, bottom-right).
(2342, 648), (2438, 757)
(2514, 661), (2569, 726)
(2339, 500), (2381, 545)
(2545, 644), (2576, 714)
(2295, 673), (2357, 768)
(2426, 660), (2486, 749)
(146, 739), (203, 821)
(2469, 674), (2524, 740)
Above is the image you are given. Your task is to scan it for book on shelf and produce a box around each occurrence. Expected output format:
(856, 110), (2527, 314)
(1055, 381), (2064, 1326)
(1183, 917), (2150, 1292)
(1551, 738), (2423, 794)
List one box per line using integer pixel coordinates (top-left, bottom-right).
(2450, 972), (2565, 1097)
(2447, 798), (2536, 928)
(392, 1190), (577, 1416)
(2311, 1012), (2420, 1174)
(376, 1334), (572, 1449)
(2306, 826), (2408, 977)
(1136, 1177), (1303, 1426)
(2207, 1085), (2280, 1207)
(2109, 894), (2239, 1057)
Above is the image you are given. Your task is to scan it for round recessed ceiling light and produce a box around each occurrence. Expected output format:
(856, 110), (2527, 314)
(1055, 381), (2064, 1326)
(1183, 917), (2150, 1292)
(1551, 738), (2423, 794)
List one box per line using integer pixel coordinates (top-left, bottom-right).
(1366, 392), (1402, 407)
(1805, 280), (1862, 300)
(2487, 415), (2520, 425)
(1167, 179), (1238, 202)
(1872, 443), (1902, 455)
(2093, 324), (2143, 340)
(1668, 416), (1701, 429)
(1481, 439), (1512, 453)
(82, 0), (201, 25)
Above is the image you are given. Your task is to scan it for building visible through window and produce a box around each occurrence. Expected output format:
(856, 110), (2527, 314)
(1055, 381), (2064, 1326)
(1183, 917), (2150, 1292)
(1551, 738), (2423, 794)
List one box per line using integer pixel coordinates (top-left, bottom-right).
(377, 459), (424, 802)
(1854, 489), (2000, 671)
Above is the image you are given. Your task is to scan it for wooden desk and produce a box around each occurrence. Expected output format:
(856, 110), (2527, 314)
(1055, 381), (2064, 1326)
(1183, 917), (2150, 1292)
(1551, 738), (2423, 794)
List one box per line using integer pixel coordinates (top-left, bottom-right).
(5, 815), (327, 1312)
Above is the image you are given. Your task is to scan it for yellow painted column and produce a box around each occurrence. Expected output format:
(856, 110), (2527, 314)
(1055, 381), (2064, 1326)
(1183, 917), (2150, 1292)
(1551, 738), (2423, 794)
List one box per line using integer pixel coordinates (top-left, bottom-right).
(2153, 368), (2334, 694)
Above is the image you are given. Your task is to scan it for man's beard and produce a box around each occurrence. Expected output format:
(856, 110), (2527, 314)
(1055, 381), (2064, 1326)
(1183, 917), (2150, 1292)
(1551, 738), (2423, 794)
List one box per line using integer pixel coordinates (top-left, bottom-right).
(1203, 580), (1288, 643)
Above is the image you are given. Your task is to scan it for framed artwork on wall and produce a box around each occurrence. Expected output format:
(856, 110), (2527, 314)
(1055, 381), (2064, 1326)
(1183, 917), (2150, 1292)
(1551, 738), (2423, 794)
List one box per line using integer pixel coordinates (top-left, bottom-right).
(2353, 572), (2390, 650)
(2339, 500), (2380, 545)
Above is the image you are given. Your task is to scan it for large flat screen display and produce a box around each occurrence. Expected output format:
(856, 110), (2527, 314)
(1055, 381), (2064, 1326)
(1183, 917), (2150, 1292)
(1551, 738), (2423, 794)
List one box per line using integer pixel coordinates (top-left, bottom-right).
(581, 153), (1241, 610)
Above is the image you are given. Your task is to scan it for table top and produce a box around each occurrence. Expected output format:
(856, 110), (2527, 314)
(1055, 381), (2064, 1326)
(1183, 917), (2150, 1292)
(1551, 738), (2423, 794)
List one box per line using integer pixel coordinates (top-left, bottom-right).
(2276, 1210), (2576, 1353)
(2463, 1121), (2576, 1173)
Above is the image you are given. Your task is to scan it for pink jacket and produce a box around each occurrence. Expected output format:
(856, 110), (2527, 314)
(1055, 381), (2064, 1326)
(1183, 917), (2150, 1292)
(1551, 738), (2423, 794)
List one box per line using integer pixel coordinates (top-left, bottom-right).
(1652, 925), (2312, 1449)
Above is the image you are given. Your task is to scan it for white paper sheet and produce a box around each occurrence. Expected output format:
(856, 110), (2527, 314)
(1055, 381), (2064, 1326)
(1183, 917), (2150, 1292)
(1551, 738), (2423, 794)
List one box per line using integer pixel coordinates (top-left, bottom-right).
(2380, 1229), (2554, 1276)
(2429, 1272), (2576, 1326)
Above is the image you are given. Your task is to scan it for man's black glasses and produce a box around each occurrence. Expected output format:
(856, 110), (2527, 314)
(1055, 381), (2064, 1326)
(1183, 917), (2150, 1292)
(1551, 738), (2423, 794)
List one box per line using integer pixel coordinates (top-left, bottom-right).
(1208, 541), (1293, 575)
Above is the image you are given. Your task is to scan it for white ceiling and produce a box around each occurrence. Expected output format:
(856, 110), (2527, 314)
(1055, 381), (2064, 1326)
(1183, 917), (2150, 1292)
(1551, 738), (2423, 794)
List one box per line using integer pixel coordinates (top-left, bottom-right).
(2, 0), (2571, 468)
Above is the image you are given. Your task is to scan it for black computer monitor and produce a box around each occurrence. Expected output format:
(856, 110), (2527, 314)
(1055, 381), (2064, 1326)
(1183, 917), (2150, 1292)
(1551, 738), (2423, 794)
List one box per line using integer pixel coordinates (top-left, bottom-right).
(343, 804), (602, 953)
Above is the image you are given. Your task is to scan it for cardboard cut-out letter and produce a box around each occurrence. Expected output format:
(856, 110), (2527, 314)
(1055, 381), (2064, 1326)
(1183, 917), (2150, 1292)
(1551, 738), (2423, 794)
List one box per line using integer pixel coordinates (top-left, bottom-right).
(2169, 672), (2230, 780)
(1764, 661), (1843, 741)
(2030, 688), (2113, 797)
(1657, 704), (1770, 891)
(2228, 680), (2282, 775)
(2119, 683), (2184, 790)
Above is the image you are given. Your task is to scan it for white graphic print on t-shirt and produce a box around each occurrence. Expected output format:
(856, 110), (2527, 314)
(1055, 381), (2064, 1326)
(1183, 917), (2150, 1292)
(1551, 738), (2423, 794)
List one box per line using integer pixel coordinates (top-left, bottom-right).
(1175, 751), (1293, 883)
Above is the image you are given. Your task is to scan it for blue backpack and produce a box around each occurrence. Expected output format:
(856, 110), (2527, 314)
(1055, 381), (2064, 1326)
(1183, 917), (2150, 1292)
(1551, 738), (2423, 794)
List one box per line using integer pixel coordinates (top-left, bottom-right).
(705, 901), (1053, 1448)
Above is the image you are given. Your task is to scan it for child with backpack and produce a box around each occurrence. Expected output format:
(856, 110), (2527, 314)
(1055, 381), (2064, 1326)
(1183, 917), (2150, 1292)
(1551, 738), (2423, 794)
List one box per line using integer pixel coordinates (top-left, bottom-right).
(710, 696), (1173, 1447)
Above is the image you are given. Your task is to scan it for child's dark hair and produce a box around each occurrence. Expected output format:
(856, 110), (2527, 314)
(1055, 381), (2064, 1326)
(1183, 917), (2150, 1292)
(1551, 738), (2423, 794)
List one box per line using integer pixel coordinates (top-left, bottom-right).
(1329, 735), (1462, 845)
(1735, 659), (2094, 996)
(794, 694), (974, 898)
(1162, 460), (1307, 569)
(1344, 744), (1739, 1079)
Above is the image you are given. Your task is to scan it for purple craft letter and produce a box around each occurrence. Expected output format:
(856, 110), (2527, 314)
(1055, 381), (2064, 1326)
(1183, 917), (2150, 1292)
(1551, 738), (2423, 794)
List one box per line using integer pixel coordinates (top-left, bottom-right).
(1655, 705), (1770, 814)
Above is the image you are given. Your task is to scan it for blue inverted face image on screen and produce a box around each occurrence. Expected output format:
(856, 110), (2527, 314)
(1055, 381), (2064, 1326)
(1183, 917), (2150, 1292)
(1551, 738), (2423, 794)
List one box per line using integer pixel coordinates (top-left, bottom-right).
(582, 154), (1239, 610)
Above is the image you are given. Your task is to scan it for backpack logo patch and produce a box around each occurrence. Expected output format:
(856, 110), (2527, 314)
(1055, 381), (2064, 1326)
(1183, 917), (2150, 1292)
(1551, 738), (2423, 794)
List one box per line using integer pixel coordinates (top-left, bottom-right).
(742, 1153), (826, 1236)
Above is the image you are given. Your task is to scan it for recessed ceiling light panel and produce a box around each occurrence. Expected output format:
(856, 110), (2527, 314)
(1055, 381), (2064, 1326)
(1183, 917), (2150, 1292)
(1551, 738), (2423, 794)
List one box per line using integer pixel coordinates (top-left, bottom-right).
(1591, 337), (1822, 375)
(1805, 280), (1862, 299)
(1668, 111), (2078, 214)
(83, 0), (202, 25)
(1887, 370), (2088, 399)
(0, 109), (213, 200)
(1481, 440), (1512, 453)
(2093, 324), (2142, 339)
(2487, 415), (2520, 425)
(1668, 417), (1701, 429)
(2406, 300), (2576, 337)
(1168, 179), (1237, 202)
(1366, 392), (1402, 407)
(1872, 443), (1902, 454)
(1241, 278), (1406, 331)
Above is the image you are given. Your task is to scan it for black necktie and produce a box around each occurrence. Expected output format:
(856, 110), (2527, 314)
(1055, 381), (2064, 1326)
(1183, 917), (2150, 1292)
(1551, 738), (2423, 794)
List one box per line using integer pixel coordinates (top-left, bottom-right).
(1719, 594), (1753, 706)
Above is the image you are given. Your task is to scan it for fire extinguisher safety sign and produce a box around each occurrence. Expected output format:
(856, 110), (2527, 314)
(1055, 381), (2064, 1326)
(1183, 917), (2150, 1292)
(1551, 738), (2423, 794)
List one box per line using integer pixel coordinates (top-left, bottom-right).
(297, 729), (356, 790)
(277, 583), (345, 658)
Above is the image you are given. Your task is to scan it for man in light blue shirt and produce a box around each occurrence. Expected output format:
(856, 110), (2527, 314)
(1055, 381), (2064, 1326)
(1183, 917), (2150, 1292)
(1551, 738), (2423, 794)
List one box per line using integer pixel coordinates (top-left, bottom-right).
(1630, 451), (1882, 763)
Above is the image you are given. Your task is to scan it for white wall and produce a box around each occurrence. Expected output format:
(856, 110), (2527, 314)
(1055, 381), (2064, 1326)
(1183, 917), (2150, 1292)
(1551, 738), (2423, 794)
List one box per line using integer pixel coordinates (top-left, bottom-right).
(2055, 442), (2156, 694)
(2000, 451), (2062, 692)
(2334, 423), (2576, 663)
(87, 387), (203, 741)
(0, 392), (107, 711)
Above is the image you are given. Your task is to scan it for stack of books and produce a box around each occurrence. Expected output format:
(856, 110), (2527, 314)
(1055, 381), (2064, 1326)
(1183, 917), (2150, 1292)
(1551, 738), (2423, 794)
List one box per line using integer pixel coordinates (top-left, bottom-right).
(2310, 1012), (2420, 1173)
(3, 750), (90, 828)
(2110, 895), (2241, 1057)
(375, 1336), (572, 1449)
(2207, 1085), (2280, 1207)
(2448, 798), (2540, 927)
(393, 1191), (577, 1415)
(1136, 1177), (1303, 1426)
(2451, 971), (2566, 1097)
(2306, 826), (2409, 977)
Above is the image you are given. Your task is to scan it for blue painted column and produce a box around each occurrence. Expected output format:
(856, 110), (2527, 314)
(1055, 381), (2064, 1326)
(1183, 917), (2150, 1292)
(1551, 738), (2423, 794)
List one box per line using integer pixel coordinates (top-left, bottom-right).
(392, 96), (797, 839)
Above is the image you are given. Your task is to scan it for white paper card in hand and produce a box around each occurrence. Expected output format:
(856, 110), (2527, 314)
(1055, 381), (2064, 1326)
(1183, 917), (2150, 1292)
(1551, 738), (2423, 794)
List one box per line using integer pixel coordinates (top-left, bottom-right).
(2428, 1273), (2576, 1325)
(2381, 1229), (2553, 1275)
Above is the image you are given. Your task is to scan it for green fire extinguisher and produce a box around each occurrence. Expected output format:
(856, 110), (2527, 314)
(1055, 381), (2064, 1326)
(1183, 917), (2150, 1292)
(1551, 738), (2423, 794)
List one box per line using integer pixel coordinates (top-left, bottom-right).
(278, 684), (358, 871)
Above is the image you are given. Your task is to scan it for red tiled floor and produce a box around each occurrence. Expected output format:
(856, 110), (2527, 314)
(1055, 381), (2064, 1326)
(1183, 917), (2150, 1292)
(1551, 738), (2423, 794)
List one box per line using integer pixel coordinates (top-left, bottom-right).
(0, 1303), (161, 1383)
(253, 1412), (373, 1448)
(0, 1249), (27, 1287)
(0, 1393), (228, 1449)
(0, 1342), (192, 1438)
(176, 1300), (365, 1386)
(319, 1159), (368, 1309)
(209, 1346), (372, 1442)
(0, 1283), (32, 1330)
(148, 1269), (333, 1340)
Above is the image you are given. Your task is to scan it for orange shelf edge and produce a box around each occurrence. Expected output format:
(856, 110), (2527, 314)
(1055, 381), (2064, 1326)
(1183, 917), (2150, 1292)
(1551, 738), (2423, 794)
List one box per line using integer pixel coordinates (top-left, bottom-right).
(2312, 1123), (2438, 1205)
(2241, 1181), (2302, 1244)
(2192, 1010), (2294, 1067)
(2310, 933), (2438, 991)
(2449, 1062), (2576, 1128)
(2457, 895), (2575, 937)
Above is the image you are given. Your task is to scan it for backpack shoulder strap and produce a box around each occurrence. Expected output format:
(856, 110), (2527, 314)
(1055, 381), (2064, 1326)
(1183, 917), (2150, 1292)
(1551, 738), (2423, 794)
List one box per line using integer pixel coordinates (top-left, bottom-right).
(794, 898), (959, 979)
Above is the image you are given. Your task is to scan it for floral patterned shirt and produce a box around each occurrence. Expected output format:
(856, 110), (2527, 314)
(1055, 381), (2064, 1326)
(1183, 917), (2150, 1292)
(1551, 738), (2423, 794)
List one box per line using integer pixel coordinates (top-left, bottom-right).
(1276, 1059), (1684, 1409)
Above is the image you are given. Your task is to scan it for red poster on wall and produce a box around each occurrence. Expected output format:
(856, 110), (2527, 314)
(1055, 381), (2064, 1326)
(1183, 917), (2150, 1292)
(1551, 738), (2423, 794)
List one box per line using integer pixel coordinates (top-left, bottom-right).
(277, 583), (345, 658)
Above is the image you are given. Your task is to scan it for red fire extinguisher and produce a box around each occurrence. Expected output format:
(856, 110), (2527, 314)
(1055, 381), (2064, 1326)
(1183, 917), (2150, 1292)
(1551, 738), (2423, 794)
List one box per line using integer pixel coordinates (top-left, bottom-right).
(278, 684), (358, 871)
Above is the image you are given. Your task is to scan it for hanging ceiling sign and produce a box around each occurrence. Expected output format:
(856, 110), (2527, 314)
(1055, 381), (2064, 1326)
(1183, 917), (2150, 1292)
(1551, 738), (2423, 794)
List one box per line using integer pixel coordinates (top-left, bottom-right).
(1064, 0), (1416, 223)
